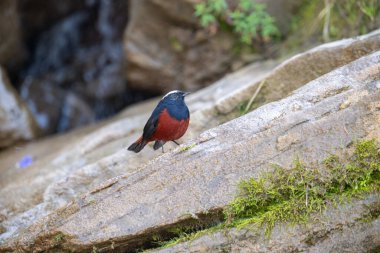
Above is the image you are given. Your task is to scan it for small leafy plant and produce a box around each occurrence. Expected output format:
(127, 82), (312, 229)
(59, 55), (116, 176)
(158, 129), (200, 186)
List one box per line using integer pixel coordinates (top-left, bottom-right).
(194, 0), (280, 45)
(54, 233), (64, 242)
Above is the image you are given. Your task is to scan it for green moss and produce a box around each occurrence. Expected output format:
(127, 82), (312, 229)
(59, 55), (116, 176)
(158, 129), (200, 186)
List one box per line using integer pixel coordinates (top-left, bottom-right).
(225, 139), (380, 235)
(92, 245), (98, 253)
(54, 233), (64, 242)
(180, 144), (197, 152)
(358, 201), (380, 223)
(169, 36), (184, 52)
(154, 224), (224, 249)
(147, 139), (380, 250)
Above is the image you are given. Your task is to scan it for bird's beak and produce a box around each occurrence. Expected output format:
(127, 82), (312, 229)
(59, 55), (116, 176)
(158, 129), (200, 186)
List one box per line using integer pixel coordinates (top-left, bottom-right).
(183, 92), (191, 97)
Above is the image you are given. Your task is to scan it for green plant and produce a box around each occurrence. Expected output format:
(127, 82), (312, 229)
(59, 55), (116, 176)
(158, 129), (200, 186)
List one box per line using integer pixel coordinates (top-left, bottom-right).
(54, 233), (64, 242)
(239, 80), (266, 115)
(180, 143), (197, 152)
(325, 0), (379, 41)
(288, 0), (379, 47)
(194, 0), (279, 45)
(358, 0), (378, 21)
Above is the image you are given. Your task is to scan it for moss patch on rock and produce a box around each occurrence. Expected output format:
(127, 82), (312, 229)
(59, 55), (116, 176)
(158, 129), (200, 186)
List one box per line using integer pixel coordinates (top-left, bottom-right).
(153, 139), (380, 250)
(225, 139), (380, 235)
(151, 223), (224, 249)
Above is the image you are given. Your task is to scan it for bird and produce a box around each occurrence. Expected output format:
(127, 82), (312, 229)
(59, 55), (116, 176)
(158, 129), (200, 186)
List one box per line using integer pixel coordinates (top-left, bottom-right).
(128, 90), (190, 153)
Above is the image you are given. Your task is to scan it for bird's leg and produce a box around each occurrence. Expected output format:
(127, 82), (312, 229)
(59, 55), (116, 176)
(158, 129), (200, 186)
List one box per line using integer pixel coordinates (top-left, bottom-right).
(172, 140), (180, 146)
(161, 146), (165, 153)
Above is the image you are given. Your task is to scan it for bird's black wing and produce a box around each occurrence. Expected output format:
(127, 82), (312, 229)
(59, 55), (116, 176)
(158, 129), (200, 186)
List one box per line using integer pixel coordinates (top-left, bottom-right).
(142, 103), (163, 140)
(142, 115), (158, 140)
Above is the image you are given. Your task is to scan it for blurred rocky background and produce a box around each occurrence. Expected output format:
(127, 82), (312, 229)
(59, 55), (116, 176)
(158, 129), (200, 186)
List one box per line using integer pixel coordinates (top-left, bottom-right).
(1, 0), (153, 139)
(0, 0), (378, 146)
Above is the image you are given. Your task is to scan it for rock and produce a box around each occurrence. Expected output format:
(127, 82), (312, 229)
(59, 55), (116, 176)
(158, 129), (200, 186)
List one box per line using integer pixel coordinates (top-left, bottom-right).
(151, 196), (380, 253)
(0, 0), (25, 71)
(187, 29), (380, 134)
(57, 93), (95, 133)
(0, 67), (38, 149)
(1, 47), (379, 252)
(20, 77), (67, 134)
(0, 54), (272, 245)
(124, 0), (300, 93)
(256, 28), (380, 110)
(18, 0), (86, 42)
(0, 31), (379, 250)
(19, 0), (132, 134)
(0, 103), (161, 243)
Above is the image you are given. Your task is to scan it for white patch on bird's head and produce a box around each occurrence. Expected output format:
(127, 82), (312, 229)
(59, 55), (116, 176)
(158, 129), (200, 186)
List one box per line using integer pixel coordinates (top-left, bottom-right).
(161, 90), (190, 102)
(161, 90), (182, 100)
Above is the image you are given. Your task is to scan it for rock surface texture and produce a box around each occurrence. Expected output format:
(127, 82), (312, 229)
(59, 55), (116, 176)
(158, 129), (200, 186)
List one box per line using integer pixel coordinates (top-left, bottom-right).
(0, 67), (38, 149)
(0, 36), (379, 252)
(151, 196), (380, 253)
(187, 29), (380, 134)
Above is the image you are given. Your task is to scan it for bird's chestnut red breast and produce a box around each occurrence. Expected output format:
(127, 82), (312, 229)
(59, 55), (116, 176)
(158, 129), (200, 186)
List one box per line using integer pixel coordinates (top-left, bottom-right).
(151, 108), (189, 141)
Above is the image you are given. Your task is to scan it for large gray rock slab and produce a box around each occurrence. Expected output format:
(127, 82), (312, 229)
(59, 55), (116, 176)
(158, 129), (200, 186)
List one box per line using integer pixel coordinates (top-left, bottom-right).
(0, 67), (39, 149)
(1, 49), (379, 252)
(0, 62), (275, 251)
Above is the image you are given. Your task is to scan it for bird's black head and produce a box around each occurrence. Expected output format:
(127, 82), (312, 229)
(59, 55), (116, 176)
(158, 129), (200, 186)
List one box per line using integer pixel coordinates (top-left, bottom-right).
(157, 90), (190, 120)
(161, 90), (190, 102)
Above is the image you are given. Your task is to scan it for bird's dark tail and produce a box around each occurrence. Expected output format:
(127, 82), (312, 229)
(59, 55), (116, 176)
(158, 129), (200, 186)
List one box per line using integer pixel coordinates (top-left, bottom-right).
(128, 136), (147, 153)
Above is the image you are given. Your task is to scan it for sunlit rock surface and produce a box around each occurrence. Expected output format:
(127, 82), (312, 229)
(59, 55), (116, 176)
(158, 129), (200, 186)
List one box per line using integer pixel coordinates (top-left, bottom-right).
(0, 31), (379, 251)
(0, 67), (38, 149)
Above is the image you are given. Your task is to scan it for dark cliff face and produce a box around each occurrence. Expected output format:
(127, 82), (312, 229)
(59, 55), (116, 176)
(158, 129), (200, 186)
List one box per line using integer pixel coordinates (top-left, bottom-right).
(11, 0), (156, 134)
